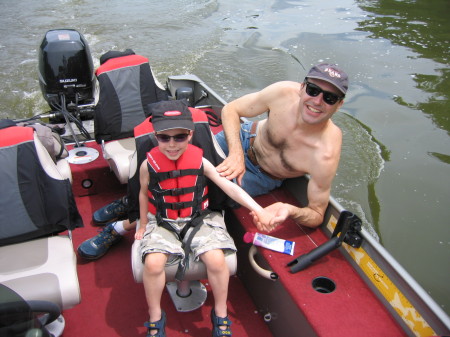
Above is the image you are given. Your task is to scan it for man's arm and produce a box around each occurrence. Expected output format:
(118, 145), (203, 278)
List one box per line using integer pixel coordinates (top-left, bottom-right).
(259, 178), (329, 229)
(204, 158), (277, 232)
(262, 150), (339, 228)
(216, 87), (273, 184)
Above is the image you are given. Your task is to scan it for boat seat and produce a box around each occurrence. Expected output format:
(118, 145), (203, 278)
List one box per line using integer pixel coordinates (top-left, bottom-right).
(0, 236), (80, 310)
(0, 126), (83, 336)
(93, 50), (168, 184)
(56, 158), (72, 183)
(131, 223), (237, 312)
(101, 137), (136, 184)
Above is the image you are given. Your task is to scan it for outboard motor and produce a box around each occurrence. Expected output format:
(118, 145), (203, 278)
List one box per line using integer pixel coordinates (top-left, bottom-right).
(38, 29), (95, 120)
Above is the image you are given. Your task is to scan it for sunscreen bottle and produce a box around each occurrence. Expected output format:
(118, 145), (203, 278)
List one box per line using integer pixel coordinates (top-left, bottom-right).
(244, 232), (295, 256)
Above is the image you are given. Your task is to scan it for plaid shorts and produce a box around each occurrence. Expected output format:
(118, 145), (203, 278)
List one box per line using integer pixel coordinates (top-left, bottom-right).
(139, 211), (237, 266)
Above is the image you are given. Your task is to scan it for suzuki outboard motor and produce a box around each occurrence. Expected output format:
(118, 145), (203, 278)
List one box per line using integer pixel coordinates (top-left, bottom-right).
(38, 29), (95, 118)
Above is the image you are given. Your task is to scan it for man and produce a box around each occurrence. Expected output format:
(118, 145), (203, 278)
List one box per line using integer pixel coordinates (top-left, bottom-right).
(215, 63), (348, 228)
(78, 63), (348, 259)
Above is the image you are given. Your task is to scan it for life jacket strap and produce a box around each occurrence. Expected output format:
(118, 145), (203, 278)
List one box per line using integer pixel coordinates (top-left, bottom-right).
(149, 194), (208, 211)
(156, 210), (212, 281)
(151, 186), (197, 197)
(152, 168), (202, 181)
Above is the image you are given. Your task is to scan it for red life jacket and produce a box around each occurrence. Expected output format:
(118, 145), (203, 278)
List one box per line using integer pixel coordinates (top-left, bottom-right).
(127, 106), (229, 223)
(146, 144), (208, 219)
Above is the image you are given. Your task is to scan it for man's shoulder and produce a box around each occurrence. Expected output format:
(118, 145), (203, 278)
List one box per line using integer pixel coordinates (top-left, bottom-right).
(266, 80), (300, 91)
(262, 81), (300, 104)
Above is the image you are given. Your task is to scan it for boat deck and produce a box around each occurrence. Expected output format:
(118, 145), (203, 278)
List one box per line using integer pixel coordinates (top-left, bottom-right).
(64, 140), (406, 337)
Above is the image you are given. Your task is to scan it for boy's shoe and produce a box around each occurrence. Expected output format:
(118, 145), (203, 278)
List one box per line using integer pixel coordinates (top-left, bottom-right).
(144, 311), (166, 337)
(77, 223), (122, 260)
(92, 196), (128, 225)
(211, 309), (232, 336)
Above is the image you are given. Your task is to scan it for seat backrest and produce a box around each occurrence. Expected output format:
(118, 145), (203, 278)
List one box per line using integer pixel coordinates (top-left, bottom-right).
(0, 125), (82, 314)
(94, 50), (168, 143)
(126, 103), (232, 223)
(0, 125), (83, 246)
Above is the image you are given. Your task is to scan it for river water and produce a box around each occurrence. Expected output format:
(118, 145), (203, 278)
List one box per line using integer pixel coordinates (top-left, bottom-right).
(0, 0), (449, 315)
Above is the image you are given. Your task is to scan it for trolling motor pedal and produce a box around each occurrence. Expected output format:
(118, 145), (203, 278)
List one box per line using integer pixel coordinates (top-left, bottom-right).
(287, 211), (363, 273)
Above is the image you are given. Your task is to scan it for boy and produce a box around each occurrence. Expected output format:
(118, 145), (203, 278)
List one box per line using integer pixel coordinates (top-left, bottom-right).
(135, 101), (275, 337)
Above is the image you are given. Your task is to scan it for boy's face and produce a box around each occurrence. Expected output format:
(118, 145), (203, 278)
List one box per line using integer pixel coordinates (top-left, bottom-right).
(155, 128), (193, 161)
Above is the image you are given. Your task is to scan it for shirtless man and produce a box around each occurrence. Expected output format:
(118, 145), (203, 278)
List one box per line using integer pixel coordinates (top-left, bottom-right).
(215, 63), (348, 228)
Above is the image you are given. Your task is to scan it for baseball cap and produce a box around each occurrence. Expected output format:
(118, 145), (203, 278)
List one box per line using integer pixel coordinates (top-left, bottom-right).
(306, 63), (349, 95)
(149, 100), (194, 132)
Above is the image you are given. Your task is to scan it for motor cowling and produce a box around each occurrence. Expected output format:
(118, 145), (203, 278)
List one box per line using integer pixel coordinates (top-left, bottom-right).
(38, 29), (95, 111)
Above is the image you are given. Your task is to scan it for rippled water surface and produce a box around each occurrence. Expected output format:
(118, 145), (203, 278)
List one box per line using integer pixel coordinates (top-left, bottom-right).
(0, 0), (449, 314)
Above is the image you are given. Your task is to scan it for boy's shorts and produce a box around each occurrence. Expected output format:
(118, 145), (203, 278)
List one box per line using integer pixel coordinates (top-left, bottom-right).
(139, 211), (237, 266)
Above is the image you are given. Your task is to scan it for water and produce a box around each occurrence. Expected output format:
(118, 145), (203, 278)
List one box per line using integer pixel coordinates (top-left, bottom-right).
(0, 0), (449, 314)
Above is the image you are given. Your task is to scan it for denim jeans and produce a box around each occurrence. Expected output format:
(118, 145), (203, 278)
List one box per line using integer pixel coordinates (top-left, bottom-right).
(214, 121), (283, 197)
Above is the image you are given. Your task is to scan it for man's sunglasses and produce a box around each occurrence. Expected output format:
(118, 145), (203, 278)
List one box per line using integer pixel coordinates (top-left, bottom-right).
(304, 80), (344, 105)
(155, 133), (190, 143)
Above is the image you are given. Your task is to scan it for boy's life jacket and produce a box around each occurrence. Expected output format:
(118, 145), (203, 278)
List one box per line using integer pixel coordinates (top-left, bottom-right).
(0, 123), (83, 246)
(94, 50), (168, 143)
(146, 144), (208, 220)
(145, 143), (213, 281)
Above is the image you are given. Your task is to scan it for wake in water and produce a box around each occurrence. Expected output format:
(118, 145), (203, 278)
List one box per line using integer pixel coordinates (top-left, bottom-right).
(332, 112), (387, 242)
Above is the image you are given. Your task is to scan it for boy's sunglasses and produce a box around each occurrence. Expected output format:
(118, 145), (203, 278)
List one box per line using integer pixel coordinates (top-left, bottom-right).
(155, 133), (190, 143)
(304, 80), (344, 105)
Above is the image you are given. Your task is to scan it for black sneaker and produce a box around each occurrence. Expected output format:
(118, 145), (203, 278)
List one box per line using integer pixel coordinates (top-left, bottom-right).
(77, 223), (122, 260)
(92, 196), (128, 225)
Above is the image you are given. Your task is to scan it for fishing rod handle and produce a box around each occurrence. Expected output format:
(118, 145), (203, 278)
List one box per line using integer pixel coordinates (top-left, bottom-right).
(288, 236), (341, 273)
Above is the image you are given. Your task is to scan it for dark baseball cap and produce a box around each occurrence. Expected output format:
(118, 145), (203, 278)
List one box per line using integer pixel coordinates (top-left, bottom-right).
(306, 63), (349, 95)
(149, 100), (194, 132)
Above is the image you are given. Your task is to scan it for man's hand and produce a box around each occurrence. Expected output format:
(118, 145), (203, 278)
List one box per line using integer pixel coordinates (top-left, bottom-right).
(250, 209), (276, 233)
(250, 202), (291, 232)
(216, 152), (246, 185)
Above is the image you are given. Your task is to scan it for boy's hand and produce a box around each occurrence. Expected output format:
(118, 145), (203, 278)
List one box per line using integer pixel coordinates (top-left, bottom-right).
(135, 226), (146, 240)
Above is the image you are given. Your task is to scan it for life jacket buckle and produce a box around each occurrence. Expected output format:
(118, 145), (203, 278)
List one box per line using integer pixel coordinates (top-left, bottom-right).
(171, 170), (181, 178)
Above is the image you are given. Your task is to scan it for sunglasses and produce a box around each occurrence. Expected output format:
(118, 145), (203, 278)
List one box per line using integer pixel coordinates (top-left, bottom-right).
(304, 80), (344, 105)
(155, 133), (190, 143)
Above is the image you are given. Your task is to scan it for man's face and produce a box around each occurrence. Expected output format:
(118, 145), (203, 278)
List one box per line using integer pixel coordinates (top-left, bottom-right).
(300, 78), (345, 125)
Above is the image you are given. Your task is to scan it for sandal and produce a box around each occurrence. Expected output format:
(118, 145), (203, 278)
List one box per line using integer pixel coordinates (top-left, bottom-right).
(144, 311), (166, 337)
(211, 309), (232, 336)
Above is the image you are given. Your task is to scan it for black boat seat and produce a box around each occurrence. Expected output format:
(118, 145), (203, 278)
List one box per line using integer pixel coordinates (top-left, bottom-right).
(94, 51), (168, 184)
(0, 126), (83, 336)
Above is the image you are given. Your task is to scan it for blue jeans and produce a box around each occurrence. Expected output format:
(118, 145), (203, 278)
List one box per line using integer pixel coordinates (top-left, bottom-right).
(214, 121), (283, 197)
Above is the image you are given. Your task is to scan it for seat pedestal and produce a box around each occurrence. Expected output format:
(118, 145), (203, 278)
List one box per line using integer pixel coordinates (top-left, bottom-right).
(166, 280), (207, 312)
